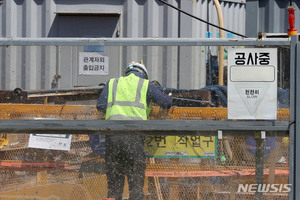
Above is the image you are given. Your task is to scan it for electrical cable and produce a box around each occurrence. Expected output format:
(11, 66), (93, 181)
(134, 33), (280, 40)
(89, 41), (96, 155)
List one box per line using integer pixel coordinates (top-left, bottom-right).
(157, 0), (247, 38)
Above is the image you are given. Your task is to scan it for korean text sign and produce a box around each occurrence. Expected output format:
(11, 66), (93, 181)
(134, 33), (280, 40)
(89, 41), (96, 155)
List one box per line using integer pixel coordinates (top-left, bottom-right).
(228, 48), (277, 120)
(79, 52), (109, 75)
(145, 135), (217, 158)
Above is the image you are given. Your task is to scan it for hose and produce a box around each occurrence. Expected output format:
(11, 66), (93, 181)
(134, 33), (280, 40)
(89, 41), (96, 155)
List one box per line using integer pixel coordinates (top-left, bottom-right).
(212, 0), (225, 86)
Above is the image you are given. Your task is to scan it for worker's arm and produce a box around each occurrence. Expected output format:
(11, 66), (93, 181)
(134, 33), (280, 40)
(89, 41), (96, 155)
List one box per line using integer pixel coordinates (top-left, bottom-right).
(96, 81), (109, 114)
(147, 82), (172, 109)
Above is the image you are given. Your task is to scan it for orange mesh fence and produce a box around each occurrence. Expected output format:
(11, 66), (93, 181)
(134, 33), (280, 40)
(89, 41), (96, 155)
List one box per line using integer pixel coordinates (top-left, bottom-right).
(0, 104), (290, 200)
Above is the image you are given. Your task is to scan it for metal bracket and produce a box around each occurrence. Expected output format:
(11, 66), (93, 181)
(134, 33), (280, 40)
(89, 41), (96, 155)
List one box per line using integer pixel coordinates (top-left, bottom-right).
(261, 131), (266, 139)
(254, 131), (266, 139)
(218, 130), (223, 140)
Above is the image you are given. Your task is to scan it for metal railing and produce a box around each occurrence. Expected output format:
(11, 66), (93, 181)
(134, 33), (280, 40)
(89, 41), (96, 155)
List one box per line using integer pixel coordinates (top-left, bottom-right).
(0, 36), (296, 200)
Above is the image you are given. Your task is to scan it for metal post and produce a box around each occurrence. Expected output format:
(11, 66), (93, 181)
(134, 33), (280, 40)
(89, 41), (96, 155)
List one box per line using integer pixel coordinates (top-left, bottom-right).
(289, 35), (299, 200)
(290, 35), (300, 200)
(255, 132), (264, 200)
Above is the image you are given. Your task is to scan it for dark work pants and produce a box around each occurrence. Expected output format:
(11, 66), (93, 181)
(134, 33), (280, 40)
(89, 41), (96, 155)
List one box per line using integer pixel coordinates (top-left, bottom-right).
(105, 135), (146, 200)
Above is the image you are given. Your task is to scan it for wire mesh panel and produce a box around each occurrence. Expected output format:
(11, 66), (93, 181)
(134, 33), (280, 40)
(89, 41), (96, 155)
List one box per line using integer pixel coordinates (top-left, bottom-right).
(0, 38), (292, 200)
(0, 104), (290, 200)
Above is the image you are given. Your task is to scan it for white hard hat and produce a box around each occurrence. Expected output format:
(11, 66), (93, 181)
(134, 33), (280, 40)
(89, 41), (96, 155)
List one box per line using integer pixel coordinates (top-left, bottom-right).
(125, 62), (148, 79)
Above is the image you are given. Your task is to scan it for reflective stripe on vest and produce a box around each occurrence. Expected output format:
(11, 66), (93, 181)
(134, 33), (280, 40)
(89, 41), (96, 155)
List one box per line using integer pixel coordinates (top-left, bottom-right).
(106, 74), (149, 120)
(107, 77), (145, 109)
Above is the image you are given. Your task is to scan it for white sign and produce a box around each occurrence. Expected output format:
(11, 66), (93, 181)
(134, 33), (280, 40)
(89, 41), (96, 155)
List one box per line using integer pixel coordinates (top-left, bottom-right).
(28, 134), (72, 151)
(79, 52), (109, 75)
(228, 48), (277, 120)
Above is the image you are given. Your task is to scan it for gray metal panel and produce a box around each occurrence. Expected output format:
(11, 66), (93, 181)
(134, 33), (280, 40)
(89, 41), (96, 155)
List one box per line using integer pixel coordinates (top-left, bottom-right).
(222, 1), (246, 37)
(246, 0), (300, 37)
(52, 14), (121, 88)
(0, 3), (2, 36)
(245, 0), (259, 38)
(55, 15), (120, 37)
(179, 1), (202, 89)
(0, 0), (246, 90)
(206, 0), (246, 38)
(163, 1), (179, 88)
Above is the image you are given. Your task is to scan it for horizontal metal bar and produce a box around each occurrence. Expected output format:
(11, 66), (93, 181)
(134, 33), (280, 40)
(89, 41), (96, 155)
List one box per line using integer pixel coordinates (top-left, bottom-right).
(0, 120), (289, 137)
(220, 0), (246, 4)
(26, 86), (104, 94)
(0, 37), (291, 46)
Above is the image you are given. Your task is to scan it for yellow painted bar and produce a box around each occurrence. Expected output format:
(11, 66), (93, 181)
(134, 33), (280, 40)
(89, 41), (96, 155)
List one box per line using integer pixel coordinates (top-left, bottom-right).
(0, 104), (290, 121)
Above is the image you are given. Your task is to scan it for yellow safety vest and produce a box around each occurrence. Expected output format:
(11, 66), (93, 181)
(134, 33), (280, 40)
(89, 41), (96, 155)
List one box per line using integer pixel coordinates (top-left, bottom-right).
(106, 73), (149, 120)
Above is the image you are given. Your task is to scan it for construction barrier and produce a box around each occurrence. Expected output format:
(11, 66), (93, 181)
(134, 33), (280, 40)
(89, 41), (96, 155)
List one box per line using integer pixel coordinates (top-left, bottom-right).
(0, 104), (290, 200)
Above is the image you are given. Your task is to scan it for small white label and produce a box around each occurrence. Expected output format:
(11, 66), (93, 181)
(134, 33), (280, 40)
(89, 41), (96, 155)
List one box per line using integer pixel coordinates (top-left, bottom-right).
(79, 52), (109, 75)
(28, 134), (72, 151)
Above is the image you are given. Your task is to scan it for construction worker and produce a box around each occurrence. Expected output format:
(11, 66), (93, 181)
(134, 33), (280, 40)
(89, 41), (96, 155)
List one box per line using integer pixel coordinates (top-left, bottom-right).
(97, 62), (172, 200)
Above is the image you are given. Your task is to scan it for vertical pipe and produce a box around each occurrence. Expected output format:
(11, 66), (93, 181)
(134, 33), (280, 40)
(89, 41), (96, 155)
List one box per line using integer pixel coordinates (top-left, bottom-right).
(212, 1), (233, 163)
(212, 0), (224, 86)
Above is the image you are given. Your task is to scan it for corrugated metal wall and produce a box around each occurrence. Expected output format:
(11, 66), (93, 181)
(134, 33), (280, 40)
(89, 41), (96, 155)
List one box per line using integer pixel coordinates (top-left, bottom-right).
(246, 0), (300, 37)
(0, 0), (246, 90)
